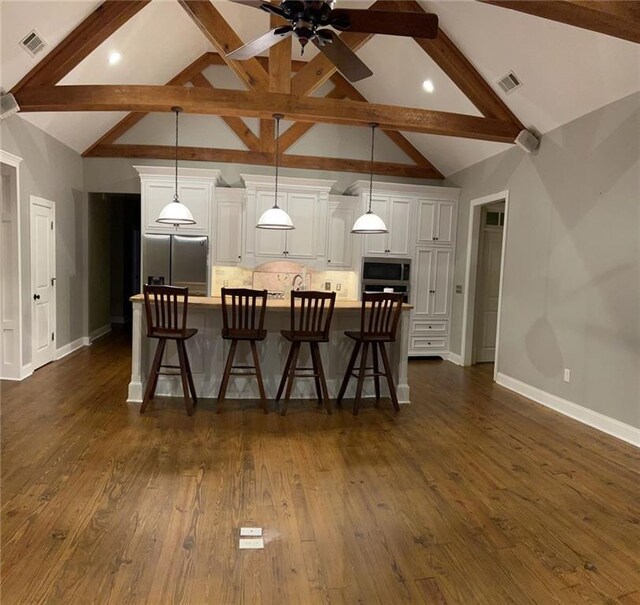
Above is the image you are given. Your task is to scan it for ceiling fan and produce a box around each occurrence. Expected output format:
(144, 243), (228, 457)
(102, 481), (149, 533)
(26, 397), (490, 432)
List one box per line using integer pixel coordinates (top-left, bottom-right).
(226, 0), (439, 82)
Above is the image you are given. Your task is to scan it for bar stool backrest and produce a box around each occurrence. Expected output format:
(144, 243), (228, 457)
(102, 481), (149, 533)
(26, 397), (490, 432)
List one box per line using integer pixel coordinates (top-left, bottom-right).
(290, 291), (337, 339)
(221, 288), (268, 336)
(360, 292), (404, 341)
(143, 284), (189, 337)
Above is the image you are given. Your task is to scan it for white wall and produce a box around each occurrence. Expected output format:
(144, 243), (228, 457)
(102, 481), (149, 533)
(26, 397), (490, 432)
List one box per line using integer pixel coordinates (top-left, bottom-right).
(449, 92), (640, 430)
(1, 115), (88, 363)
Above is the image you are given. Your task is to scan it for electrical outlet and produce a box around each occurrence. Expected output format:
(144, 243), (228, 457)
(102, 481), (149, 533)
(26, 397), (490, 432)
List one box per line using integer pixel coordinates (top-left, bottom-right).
(336, 283), (341, 291)
(455, 284), (463, 294)
(563, 368), (571, 383)
(324, 281), (331, 291)
(223, 280), (228, 287)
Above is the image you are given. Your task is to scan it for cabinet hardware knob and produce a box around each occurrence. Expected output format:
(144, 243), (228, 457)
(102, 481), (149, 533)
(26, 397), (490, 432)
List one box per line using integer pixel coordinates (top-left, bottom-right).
(430, 290), (435, 293)
(34, 293), (40, 300)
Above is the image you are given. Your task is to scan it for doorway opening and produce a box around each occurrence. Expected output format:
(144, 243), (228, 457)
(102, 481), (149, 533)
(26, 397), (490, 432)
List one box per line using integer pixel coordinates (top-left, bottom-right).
(460, 191), (509, 380)
(88, 193), (141, 341)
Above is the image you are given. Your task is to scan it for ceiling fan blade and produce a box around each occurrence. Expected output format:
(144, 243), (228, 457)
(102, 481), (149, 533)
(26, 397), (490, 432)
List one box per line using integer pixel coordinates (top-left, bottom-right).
(329, 9), (439, 39)
(226, 26), (293, 60)
(225, 0), (265, 8)
(312, 32), (373, 83)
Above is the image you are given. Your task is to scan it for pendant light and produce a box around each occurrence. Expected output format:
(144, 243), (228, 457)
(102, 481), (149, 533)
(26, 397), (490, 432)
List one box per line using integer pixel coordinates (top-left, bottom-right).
(156, 107), (196, 226)
(256, 114), (294, 230)
(351, 123), (388, 234)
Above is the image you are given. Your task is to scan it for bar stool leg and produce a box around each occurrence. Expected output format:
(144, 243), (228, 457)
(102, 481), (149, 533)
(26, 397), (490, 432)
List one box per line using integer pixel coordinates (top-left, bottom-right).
(276, 344), (295, 402)
(353, 342), (369, 416)
(217, 340), (237, 414)
(379, 343), (400, 412)
(250, 340), (269, 414)
(337, 341), (361, 407)
(141, 338), (166, 414)
(309, 343), (323, 406)
(176, 340), (195, 416)
(311, 342), (332, 415)
(180, 341), (198, 405)
(371, 342), (381, 407)
(280, 342), (300, 416)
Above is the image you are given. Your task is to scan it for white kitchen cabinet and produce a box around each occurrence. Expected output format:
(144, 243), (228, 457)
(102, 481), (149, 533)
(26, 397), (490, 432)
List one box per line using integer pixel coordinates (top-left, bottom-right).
(362, 195), (413, 257)
(326, 198), (356, 268)
(417, 199), (456, 244)
(254, 190), (287, 257)
(136, 166), (220, 236)
(285, 192), (318, 258)
(214, 188), (244, 265)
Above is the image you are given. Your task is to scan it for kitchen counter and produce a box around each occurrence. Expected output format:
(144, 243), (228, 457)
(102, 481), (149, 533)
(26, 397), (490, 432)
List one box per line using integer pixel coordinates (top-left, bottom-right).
(127, 294), (411, 405)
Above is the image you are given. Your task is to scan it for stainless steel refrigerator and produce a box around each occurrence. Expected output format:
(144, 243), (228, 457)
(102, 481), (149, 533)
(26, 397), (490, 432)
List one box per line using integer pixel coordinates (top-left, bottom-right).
(143, 234), (209, 296)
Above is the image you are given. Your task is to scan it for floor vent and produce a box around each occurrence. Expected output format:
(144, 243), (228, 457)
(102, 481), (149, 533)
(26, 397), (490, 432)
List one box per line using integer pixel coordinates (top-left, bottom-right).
(497, 71), (522, 95)
(20, 30), (46, 57)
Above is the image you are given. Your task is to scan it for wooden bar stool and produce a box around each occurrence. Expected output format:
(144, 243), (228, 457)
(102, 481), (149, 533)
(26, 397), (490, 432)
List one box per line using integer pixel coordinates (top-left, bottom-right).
(217, 288), (269, 413)
(337, 292), (404, 415)
(276, 291), (336, 416)
(141, 285), (198, 416)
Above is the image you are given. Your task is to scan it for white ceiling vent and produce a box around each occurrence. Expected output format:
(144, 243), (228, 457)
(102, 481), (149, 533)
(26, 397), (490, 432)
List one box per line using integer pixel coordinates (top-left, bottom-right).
(20, 30), (47, 58)
(497, 71), (522, 95)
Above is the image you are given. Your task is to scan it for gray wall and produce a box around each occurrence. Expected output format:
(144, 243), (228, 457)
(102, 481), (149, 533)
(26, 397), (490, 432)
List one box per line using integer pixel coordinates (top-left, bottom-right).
(88, 193), (111, 334)
(0, 115), (87, 363)
(449, 92), (640, 429)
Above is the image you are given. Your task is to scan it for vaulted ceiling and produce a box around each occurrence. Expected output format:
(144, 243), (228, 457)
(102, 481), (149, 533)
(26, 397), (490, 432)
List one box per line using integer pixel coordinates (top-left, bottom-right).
(2, 0), (639, 177)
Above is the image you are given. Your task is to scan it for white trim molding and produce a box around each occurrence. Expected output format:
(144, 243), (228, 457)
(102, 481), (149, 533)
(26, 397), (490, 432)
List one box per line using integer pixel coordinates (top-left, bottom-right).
(90, 323), (112, 342)
(496, 373), (640, 448)
(56, 336), (88, 361)
(445, 352), (463, 366)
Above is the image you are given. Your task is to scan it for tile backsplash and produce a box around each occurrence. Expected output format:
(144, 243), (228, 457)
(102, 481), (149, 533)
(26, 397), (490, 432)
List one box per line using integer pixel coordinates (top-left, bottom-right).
(212, 263), (358, 300)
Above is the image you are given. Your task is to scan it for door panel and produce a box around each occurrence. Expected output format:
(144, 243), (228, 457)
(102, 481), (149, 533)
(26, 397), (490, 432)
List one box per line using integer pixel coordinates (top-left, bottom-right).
(327, 205), (353, 267)
(364, 196), (389, 255)
(216, 201), (243, 264)
(436, 201), (455, 244)
(412, 247), (433, 316)
(285, 193), (317, 258)
(255, 191), (286, 257)
(388, 198), (412, 256)
(432, 249), (452, 317)
(417, 200), (436, 243)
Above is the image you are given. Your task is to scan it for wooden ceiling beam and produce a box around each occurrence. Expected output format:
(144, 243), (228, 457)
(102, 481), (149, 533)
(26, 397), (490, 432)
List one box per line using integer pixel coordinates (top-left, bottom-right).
(82, 52), (213, 156)
(17, 85), (521, 142)
(479, 1), (640, 45)
(178, 0), (269, 90)
(10, 1), (151, 94)
(84, 144), (443, 179)
(190, 73), (261, 152)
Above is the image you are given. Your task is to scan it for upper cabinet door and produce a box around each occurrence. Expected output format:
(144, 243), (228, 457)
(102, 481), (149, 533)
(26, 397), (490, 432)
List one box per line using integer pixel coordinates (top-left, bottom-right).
(435, 201), (455, 244)
(363, 196), (390, 255)
(417, 200), (436, 243)
(326, 203), (354, 267)
(143, 181), (177, 233)
(388, 198), (412, 256)
(285, 192), (317, 259)
(216, 199), (244, 264)
(176, 182), (212, 234)
(255, 191), (287, 257)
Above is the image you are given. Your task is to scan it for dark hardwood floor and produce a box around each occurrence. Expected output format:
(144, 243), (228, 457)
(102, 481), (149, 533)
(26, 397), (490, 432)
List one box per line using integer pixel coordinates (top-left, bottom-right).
(1, 331), (639, 604)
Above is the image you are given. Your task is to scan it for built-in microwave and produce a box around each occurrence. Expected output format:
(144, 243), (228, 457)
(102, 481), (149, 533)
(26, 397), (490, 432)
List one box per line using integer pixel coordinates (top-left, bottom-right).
(361, 257), (411, 284)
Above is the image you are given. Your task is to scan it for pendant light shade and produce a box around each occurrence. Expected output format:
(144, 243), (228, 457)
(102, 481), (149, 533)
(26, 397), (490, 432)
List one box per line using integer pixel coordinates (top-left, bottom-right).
(156, 107), (196, 227)
(256, 114), (294, 230)
(351, 123), (388, 235)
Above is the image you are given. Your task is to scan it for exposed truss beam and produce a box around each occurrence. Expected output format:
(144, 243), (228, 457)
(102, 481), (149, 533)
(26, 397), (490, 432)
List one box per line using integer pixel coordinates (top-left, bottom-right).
(85, 145), (443, 179)
(178, 0), (269, 89)
(10, 1), (150, 94)
(269, 14), (292, 94)
(479, 1), (640, 45)
(17, 85), (520, 142)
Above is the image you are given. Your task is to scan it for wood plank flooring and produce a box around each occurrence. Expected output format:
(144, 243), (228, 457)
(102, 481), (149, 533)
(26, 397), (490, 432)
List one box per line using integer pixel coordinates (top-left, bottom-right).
(1, 330), (639, 604)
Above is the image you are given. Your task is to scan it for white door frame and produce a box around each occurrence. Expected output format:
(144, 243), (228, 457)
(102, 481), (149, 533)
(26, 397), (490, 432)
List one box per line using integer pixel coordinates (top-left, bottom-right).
(0, 150), (23, 379)
(30, 195), (56, 370)
(460, 190), (510, 380)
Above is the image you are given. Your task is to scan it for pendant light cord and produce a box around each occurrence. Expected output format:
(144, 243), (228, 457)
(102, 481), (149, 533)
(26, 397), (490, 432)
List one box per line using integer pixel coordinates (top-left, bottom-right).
(274, 115), (281, 208)
(368, 123), (378, 213)
(174, 108), (180, 202)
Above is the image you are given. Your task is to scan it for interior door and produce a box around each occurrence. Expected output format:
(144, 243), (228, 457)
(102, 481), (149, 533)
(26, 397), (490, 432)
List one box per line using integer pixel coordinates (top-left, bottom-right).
(474, 214), (504, 362)
(31, 197), (56, 370)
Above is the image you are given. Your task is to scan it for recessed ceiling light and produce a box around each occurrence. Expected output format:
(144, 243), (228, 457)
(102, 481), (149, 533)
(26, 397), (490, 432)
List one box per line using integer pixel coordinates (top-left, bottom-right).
(108, 51), (122, 65)
(422, 79), (434, 93)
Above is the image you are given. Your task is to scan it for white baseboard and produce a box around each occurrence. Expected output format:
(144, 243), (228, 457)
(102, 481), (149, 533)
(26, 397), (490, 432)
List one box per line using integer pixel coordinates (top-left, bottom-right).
(496, 372), (640, 448)
(90, 324), (111, 342)
(20, 363), (33, 380)
(56, 336), (88, 361)
(445, 351), (463, 366)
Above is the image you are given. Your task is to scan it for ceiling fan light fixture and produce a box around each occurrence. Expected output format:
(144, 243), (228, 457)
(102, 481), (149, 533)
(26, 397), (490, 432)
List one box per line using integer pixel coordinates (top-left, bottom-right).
(352, 122), (388, 235)
(256, 113), (294, 231)
(156, 107), (196, 227)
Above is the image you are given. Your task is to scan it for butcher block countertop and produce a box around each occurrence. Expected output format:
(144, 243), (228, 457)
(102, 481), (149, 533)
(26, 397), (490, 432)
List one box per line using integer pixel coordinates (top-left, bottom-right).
(130, 294), (413, 311)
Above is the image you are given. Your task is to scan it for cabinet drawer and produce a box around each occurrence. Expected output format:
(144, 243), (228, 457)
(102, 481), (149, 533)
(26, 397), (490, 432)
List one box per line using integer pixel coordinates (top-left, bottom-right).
(411, 320), (448, 334)
(410, 336), (448, 351)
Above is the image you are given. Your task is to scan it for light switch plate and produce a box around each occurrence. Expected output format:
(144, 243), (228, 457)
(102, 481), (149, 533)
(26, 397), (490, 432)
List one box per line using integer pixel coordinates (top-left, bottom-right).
(325, 281), (331, 291)
(336, 283), (341, 291)
(239, 538), (264, 550)
(240, 527), (262, 537)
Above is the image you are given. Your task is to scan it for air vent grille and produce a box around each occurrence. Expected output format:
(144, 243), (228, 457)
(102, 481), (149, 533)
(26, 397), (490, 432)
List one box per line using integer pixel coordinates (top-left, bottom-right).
(20, 30), (46, 57)
(497, 71), (521, 95)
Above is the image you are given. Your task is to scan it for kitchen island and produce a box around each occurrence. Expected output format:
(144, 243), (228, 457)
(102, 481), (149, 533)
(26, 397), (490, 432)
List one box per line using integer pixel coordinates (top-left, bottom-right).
(128, 295), (412, 406)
